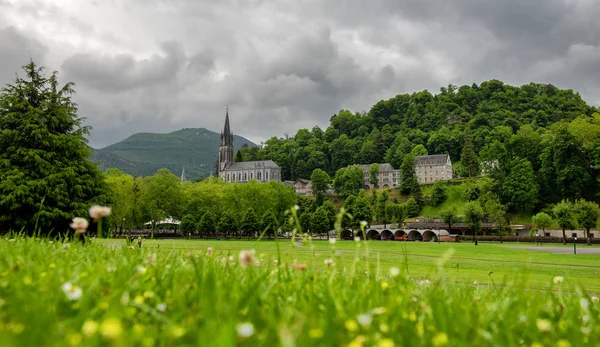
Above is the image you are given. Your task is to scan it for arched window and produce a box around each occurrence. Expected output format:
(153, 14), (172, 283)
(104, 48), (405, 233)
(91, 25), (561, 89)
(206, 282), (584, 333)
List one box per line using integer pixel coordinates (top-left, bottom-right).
(250, 172), (253, 180)
(238, 173), (241, 181)
(244, 173), (247, 181)
(227, 174), (230, 182)
(266, 171), (269, 180)
(257, 172), (261, 180)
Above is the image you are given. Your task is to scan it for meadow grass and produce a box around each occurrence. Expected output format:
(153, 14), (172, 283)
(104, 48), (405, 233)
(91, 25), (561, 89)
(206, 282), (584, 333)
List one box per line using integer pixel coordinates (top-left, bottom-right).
(0, 236), (599, 346)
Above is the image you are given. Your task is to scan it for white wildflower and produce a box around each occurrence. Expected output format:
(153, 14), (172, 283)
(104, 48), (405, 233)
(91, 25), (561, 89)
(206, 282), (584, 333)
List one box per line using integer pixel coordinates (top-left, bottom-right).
(357, 314), (373, 327)
(553, 276), (564, 284)
(63, 243), (71, 249)
(136, 266), (147, 275)
(206, 247), (213, 256)
(324, 258), (335, 266)
(580, 298), (590, 310)
(236, 322), (254, 338)
(536, 318), (552, 332)
(592, 296), (599, 303)
(88, 205), (111, 221)
(239, 250), (258, 267)
(389, 267), (400, 277)
(329, 238), (336, 245)
(360, 221), (368, 228)
(61, 282), (82, 301)
(354, 236), (361, 242)
(156, 303), (167, 312)
(69, 217), (89, 234)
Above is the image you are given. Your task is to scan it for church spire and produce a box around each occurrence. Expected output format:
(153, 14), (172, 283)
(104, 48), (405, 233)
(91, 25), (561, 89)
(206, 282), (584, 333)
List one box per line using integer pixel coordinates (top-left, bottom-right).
(223, 106), (231, 138)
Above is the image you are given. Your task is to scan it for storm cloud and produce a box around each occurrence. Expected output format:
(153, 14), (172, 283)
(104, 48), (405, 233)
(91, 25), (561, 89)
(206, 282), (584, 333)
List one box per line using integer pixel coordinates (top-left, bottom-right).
(0, 0), (599, 147)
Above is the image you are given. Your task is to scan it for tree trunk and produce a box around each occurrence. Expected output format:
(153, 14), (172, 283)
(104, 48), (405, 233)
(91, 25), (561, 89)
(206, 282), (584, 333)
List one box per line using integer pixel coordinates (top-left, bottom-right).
(587, 228), (592, 246)
(562, 227), (566, 245)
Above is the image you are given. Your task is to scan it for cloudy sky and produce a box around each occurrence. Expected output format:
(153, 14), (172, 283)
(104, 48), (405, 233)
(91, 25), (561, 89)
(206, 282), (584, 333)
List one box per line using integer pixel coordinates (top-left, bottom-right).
(1, 0), (600, 148)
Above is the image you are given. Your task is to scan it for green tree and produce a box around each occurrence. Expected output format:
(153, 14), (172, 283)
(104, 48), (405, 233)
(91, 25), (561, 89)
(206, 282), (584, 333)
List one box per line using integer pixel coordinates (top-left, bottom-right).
(299, 212), (312, 234)
(463, 202), (484, 241)
(552, 200), (576, 245)
(241, 208), (259, 236)
(405, 197), (420, 218)
(310, 168), (331, 205)
(321, 200), (337, 237)
(410, 144), (428, 156)
(311, 207), (331, 236)
(197, 211), (216, 237)
(441, 208), (459, 235)
(575, 199), (600, 246)
(388, 203), (406, 227)
(500, 158), (538, 211)
(369, 163), (380, 187)
(104, 169), (134, 236)
(531, 212), (553, 237)
(461, 133), (479, 178)
(484, 198), (507, 239)
(352, 196), (373, 228)
(376, 190), (390, 227)
(399, 155), (418, 194)
(429, 181), (448, 206)
(332, 165), (364, 198)
(0, 61), (109, 235)
(142, 168), (183, 239)
(261, 210), (279, 238)
(180, 214), (196, 234)
(218, 211), (238, 236)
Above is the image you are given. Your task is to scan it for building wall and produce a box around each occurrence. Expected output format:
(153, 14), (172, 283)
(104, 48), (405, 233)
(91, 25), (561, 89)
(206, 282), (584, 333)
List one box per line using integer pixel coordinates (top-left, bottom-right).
(219, 167), (281, 183)
(416, 157), (453, 184)
(362, 167), (400, 190)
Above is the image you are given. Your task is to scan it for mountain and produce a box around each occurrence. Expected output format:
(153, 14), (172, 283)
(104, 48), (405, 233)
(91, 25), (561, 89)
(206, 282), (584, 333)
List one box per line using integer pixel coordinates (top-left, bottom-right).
(91, 128), (256, 180)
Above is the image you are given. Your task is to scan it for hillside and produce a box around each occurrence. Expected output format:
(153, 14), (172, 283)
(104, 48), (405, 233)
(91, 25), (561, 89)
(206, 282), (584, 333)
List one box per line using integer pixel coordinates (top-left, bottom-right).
(91, 128), (256, 180)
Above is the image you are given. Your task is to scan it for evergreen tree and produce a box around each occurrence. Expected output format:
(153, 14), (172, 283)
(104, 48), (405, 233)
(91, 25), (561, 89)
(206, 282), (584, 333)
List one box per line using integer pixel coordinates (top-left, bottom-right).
(399, 154), (418, 194)
(299, 212), (312, 234)
(0, 61), (108, 234)
(461, 133), (479, 178)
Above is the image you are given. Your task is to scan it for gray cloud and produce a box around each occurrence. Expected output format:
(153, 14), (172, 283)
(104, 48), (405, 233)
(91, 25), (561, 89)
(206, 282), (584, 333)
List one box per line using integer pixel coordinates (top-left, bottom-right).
(0, 0), (599, 148)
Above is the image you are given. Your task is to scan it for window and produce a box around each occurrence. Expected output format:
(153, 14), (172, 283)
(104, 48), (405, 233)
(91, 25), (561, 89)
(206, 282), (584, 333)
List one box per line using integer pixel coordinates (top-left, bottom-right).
(227, 174), (230, 182)
(266, 171), (269, 180)
(250, 172), (253, 180)
(244, 173), (247, 181)
(257, 172), (261, 180)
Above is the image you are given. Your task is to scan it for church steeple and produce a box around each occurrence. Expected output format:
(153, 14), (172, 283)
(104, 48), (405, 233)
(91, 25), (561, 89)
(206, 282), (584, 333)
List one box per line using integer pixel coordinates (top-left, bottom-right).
(219, 107), (234, 172)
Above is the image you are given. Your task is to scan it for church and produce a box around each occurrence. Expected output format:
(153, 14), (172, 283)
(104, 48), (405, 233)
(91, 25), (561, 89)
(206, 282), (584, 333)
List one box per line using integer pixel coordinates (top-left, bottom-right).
(218, 109), (281, 183)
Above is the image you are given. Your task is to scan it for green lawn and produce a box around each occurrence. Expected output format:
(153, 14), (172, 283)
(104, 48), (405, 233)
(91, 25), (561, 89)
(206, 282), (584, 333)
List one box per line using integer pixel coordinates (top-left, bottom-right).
(1, 236), (599, 346)
(140, 239), (600, 292)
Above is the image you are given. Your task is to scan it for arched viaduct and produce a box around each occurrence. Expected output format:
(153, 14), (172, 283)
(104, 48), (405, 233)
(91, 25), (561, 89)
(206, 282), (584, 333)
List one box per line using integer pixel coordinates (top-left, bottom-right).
(340, 228), (450, 241)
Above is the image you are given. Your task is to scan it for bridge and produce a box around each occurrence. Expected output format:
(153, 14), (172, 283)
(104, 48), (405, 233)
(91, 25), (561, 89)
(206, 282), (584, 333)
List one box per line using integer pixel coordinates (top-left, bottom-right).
(341, 228), (450, 241)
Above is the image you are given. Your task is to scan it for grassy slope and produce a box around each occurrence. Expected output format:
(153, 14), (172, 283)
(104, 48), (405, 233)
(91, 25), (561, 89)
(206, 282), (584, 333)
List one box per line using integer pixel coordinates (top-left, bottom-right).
(91, 128), (256, 180)
(1, 237), (599, 346)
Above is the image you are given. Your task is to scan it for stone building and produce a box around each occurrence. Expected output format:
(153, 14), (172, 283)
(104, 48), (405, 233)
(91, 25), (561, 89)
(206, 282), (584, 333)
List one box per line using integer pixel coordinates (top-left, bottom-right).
(218, 109), (281, 182)
(359, 163), (400, 190)
(284, 179), (313, 196)
(415, 154), (453, 184)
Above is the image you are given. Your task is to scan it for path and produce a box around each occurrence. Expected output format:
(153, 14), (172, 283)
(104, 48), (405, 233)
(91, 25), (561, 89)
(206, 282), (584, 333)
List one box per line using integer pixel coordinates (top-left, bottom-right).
(510, 246), (600, 255)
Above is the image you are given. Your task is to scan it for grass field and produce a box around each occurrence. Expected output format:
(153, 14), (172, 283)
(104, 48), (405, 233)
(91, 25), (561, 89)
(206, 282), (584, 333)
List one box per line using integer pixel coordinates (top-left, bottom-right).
(1, 236), (599, 346)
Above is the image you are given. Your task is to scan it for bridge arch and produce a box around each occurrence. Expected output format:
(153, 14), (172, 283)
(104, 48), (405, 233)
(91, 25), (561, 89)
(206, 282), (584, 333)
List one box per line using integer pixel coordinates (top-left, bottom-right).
(341, 229), (353, 240)
(393, 230), (406, 239)
(366, 229), (380, 240)
(407, 230), (422, 241)
(380, 229), (393, 240)
(422, 230), (437, 242)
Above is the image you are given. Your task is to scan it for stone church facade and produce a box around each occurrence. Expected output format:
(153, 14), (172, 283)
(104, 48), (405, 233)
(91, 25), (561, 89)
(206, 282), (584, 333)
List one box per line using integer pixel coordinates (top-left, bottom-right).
(218, 109), (281, 183)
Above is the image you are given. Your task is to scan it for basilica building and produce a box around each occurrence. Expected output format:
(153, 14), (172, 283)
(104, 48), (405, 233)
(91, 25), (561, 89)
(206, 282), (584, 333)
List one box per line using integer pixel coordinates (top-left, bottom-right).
(217, 109), (281, 183)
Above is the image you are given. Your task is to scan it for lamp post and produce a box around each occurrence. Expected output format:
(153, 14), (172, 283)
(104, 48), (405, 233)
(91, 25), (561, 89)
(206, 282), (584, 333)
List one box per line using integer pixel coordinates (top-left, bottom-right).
(574, 236), (577, 255)
(535, 233), (539, 246)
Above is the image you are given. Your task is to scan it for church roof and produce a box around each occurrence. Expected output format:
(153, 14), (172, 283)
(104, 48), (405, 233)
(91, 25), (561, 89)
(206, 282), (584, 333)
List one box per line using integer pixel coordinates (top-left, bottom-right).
(416, 154), (449, 165)
(225, 160), (280, 170)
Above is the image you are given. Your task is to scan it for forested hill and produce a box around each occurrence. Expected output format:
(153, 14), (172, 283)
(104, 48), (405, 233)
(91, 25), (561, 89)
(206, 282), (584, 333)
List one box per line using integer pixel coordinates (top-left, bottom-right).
(92, 128), (255, 180)
(238, 80), (600, 209)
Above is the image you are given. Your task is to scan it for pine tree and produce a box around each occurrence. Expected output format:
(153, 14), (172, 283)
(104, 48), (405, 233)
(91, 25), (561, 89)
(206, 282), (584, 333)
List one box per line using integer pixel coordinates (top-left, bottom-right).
(0, 61), (108, 234)
(461, 133), (479, 178)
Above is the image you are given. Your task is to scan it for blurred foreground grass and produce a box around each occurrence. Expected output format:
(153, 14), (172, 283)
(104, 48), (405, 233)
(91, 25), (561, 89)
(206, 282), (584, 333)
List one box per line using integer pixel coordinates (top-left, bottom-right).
(0, 236), (599, 346)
